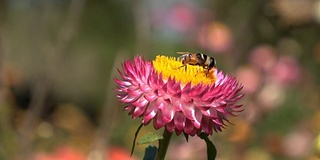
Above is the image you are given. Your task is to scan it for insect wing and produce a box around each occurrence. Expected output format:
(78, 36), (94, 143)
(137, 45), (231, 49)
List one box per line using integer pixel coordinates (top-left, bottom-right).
(176, 52), (190, 55)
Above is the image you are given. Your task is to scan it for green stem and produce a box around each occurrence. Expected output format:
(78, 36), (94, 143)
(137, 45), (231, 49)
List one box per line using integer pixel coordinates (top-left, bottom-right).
(155, 129), (173, 160)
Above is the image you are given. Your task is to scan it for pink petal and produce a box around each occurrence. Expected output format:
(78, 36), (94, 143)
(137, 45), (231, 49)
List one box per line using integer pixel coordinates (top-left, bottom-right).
(165, 120), (175, 133)
(192, 108), (203, 129)
(181, 103), (195, 120)
(173, 100), (182, 111)
(124, 105), (135, 111)
(132, 97), (149, 107)
(174, 112), (186, 130)
(156, 98), (167, 110)
(139, 84), (152, 92)
(127, 88), (143, 96)
(114, 78), (131, 86)
(132, 106), (145, 118)
(144, 92), (157, 101)
(119, 94), (138, 103)
(153, 111), (166, 129)
(143, 101), (158, 123)
(155, 89), (166, 97)
(201, 117), (213, 135)
(181, 82), (191, 95)
(162, 104), (175, 123)
(183, 118), (195, 135)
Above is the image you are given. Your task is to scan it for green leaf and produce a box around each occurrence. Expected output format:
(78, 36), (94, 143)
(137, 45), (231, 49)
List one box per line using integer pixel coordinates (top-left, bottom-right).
(199, 132), (217, 160)
(130, 124), (144, 156)
(137, 132), (163, 145)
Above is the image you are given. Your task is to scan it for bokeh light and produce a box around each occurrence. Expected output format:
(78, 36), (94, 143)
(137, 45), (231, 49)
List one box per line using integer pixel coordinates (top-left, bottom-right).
(0, 0), (319, 159)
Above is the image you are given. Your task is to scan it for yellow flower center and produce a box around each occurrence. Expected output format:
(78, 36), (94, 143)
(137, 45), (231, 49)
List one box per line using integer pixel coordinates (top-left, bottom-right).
(152, 55), (217, 86)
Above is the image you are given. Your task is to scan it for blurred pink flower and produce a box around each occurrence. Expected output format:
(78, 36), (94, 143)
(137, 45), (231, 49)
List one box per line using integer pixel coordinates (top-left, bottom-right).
(282, 130), (313, 158)
(257, 82), (286, 110)
(167, 136), (207, 159)
(270, 56), (301, 86)
(151, 3), (198, 34)
(198, 22), (233, 53)
(34, 145), (137, 160)
(34, 145), (86, 160)
(107, 147), (138, 160)
(249, 45), (277, 72)
(115, 55), (244, 136)
(166, 4), (197, 33)
(236, 66), (262, 94)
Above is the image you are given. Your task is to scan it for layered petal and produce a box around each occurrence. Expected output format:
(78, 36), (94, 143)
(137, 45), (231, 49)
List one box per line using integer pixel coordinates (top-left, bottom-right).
(115, 55), (244, 136)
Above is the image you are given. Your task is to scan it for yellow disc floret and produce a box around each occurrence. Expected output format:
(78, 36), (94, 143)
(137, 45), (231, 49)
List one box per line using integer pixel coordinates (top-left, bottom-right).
(152, 55), (217, 86)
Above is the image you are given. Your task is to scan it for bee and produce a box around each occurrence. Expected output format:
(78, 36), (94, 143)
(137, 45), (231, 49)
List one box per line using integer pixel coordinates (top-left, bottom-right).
(177, 52), (216, 75)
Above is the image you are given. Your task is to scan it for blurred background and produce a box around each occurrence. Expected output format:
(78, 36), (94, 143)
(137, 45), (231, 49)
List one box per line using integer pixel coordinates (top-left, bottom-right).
(0, 0), (320, 160)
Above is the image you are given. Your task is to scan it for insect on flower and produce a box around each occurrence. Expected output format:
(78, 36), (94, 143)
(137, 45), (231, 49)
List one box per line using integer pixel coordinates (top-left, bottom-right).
(115, 55), (244, 136)
(177, 52), (216, 75)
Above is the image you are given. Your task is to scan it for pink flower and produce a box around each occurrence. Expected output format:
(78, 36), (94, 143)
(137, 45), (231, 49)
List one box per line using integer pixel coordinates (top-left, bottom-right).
(151, 3), (198, 34)
(236, 66), (262, 94)
(198, 22), (233, 53)
(33, 145), (86, 160)
(270, 56), (301, 86)
(249, 45), (277, 72)
(166, 4), (197, 33)
(115, 55), (244, 136)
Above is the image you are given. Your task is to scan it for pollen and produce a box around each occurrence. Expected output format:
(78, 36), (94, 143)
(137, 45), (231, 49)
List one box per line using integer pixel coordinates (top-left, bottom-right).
(152, 55), (217, 86)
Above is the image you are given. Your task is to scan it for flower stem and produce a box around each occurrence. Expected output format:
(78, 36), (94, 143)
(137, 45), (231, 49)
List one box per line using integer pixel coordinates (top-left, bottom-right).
(155, 129), (173, 160)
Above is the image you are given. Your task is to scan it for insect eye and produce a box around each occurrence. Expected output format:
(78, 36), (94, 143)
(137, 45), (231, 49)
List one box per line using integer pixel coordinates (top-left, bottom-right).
(210, 58), (216, 67)
(196, 53), (202, 59)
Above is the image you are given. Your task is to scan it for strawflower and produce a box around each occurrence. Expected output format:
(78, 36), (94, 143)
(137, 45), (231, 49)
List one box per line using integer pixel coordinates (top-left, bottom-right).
(115, 55), (244, 159)
(115, 55), (244, 136)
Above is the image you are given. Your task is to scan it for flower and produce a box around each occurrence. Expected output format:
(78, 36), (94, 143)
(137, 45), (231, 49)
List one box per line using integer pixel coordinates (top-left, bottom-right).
(198, 22), (233, 53)
(115, 55), (244, 136)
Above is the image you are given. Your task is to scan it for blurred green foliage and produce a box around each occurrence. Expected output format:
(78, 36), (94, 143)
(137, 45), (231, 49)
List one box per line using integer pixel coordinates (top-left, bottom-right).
(0, 0), (320, 159)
